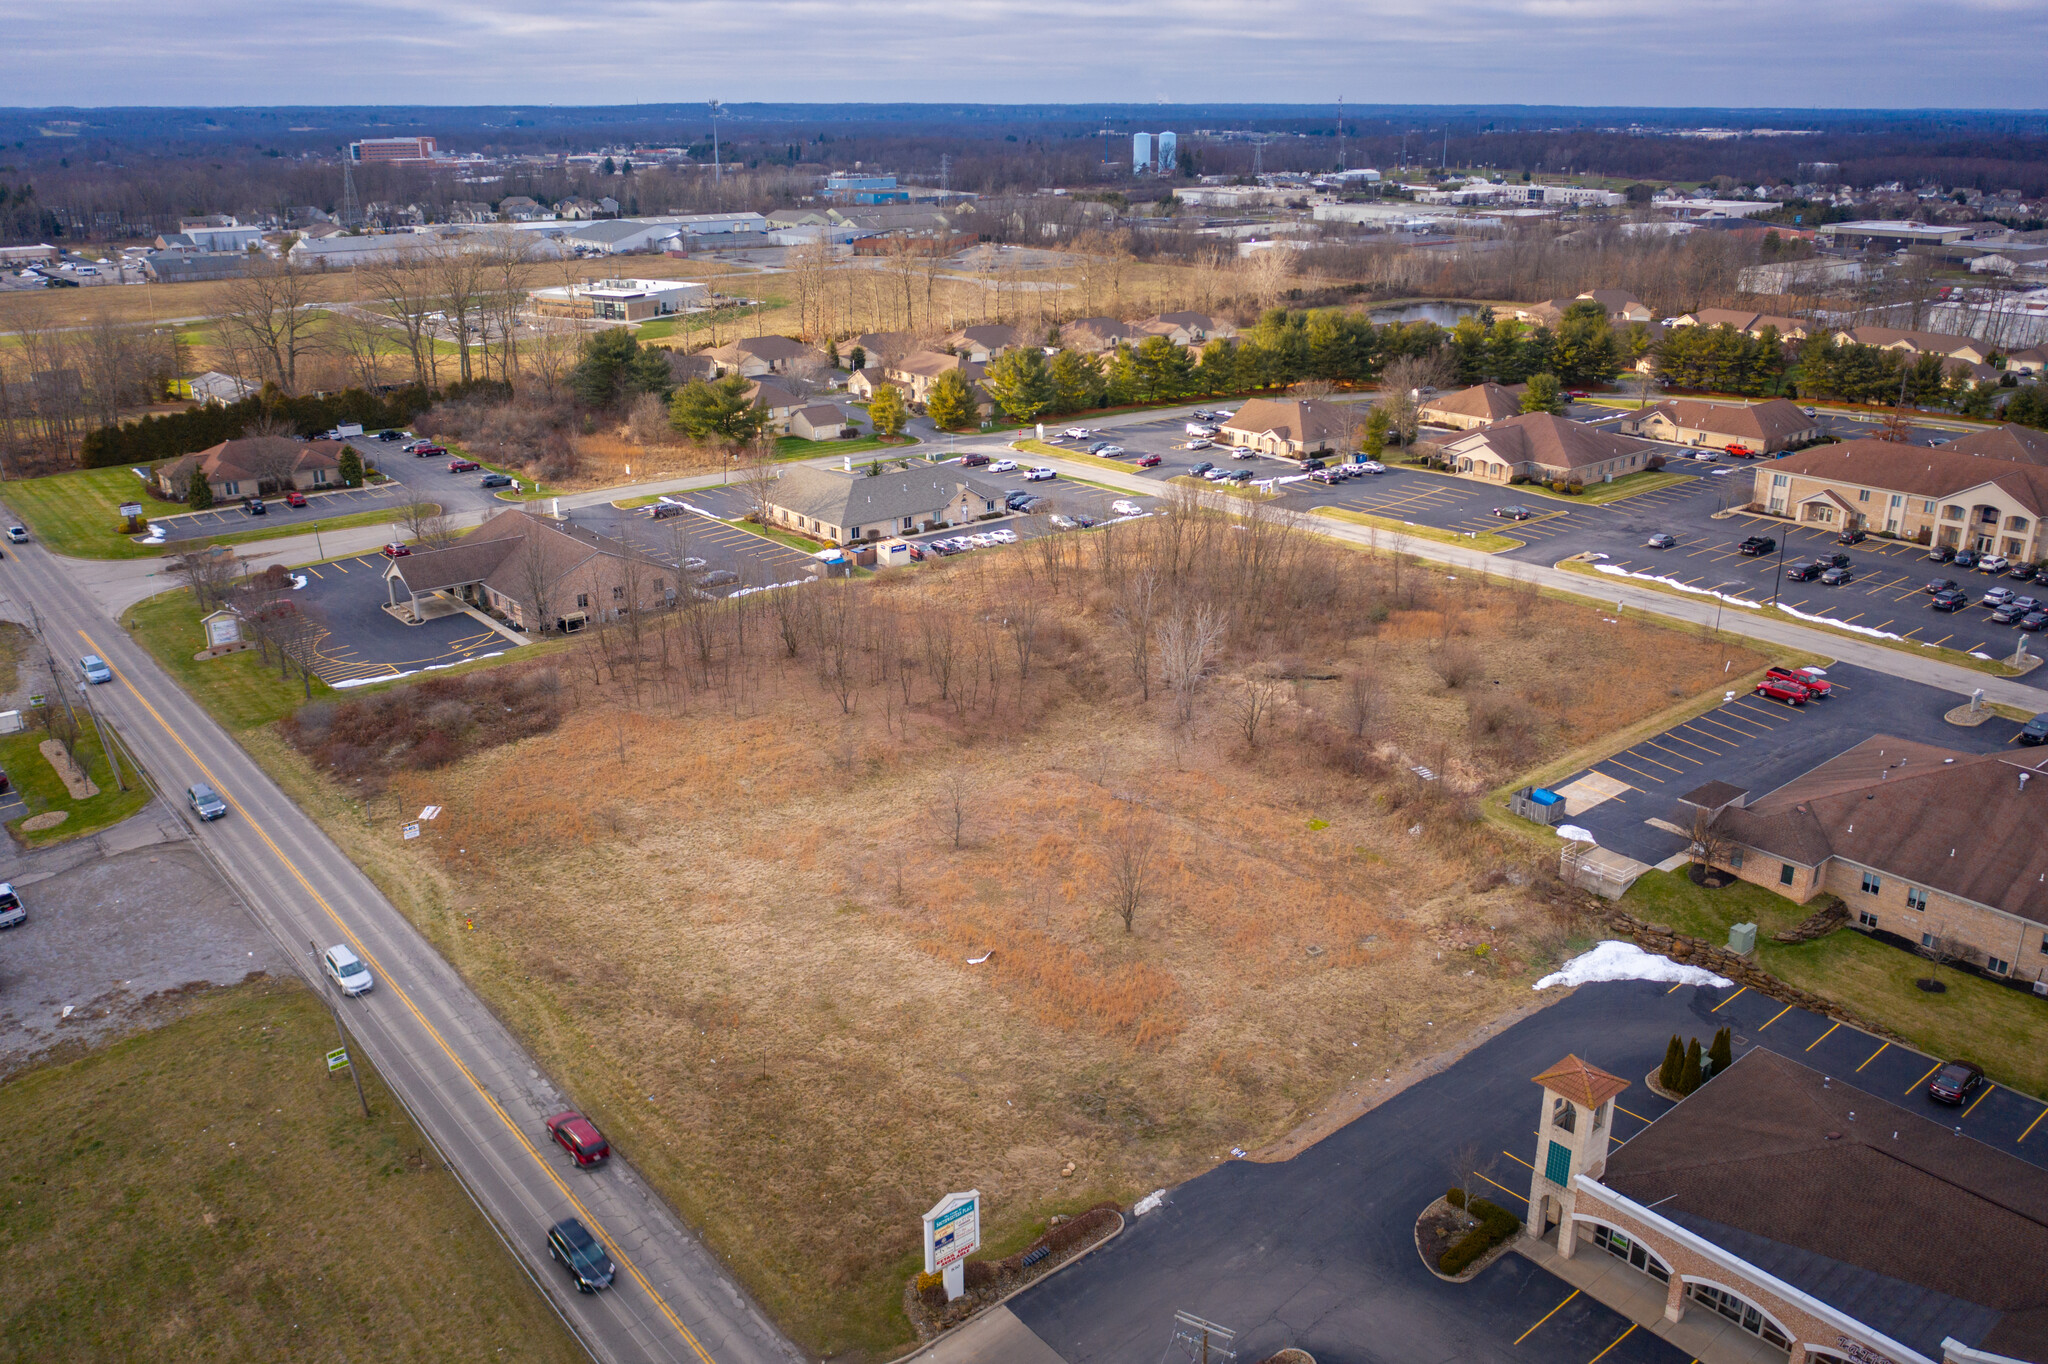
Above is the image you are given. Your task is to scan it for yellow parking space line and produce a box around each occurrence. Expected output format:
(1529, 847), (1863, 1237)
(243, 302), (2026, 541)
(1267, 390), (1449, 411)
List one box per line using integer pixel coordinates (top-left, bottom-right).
(1962, 1084), (1997, 1119)
(1589, 1325), (1638, 1364)
(1643, 740), (1701, 766)
(1856, 1041), (1890, 1072)
(1666, 729), (1726, 754)
(1602, 757), (1665, 785)
(1625, 748), (1686, 774)
(1928, 634), (1953, 647)
(1905, 1060), (1944, 1095)
(2019, 1107), (2048, 1145)
(1615, 1104), (1653, 1123)
(1503, 1148), (1537, 1172)
(1758, 1003), (1797, 1030)
(1840, 613), (1865, 624)
(1964, 641), (1988, 654)
(1711, 985), (1748, 1013)
(1474, 1170), (1525, 1201)
(1515, 1289), (1580, 1346)
(1806, 1021), (1842, 1051)
(1696, 713), (1769, 738)
(303, 566), (324, 579)
(1666, 981), (1685, 994)
(329, 560), (348, 572)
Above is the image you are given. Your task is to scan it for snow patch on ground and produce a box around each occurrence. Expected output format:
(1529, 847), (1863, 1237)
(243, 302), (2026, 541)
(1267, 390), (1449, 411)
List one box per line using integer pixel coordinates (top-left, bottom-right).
(1534, 940), (1733, 991)
(1592, 563), (1762, 609)
(1773, 599), (1912, 643)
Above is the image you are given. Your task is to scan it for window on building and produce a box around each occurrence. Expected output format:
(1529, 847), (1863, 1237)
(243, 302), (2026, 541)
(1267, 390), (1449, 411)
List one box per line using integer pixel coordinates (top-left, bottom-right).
(1551, 1097), (1576, 1133)
(612, 586), (625, 601)
(1779, 863), (1796, 886)
(2012, 517), (2032, 532)
(1544, 1140), (1572, 1186)
(1987, 956), (2010, 975)
(223, 481), (239, 496)
(1944, 505), (1965, 520)
(1906, 886), (1928, 911)
(1592, 1225), (1670, 1283)
(1860, 871), (1881, 895)
(1858, 489), (1870, 502)
(654, 578), (666, 593)
(576, 593), (589, 610)
(1921, 932), (1936, 949)
(1859, 910), (1878, 928)
(1922, 500), (1937, 514)
(1728, 848), (1743, 869)
(313, 470), (327, 485)
(1688, 1284), (1791, 1350)
(902, 516), (914, 530)
(1890, 494), (1904, 508)
(1772, 473), (1789, 488)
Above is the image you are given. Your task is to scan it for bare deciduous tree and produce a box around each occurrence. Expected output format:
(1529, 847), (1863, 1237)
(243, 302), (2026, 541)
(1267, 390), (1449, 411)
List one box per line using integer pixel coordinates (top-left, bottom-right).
(217, 257), (323, 394)
(1110, 568), (1160, 701)
(930, 769), (971, 850)
(1231, 677), (1282, 750)
(1157, 602), (1227, 724)
(1100, 798), (1158, 934)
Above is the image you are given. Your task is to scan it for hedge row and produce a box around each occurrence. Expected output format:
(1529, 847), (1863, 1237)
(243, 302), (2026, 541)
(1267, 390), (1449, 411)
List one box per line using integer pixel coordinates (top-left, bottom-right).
(78, 383), (458, 468)
(1439, 1197), (1521, 1276)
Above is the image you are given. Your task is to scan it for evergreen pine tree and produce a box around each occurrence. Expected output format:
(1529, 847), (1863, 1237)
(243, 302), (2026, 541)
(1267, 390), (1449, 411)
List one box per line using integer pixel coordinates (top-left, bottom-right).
(187, 466), (215, 510)
(1708, 1026), (1732, 1079)
(1659, 1035), (1685, 1091)
(1678, 1038), (1703, 1095)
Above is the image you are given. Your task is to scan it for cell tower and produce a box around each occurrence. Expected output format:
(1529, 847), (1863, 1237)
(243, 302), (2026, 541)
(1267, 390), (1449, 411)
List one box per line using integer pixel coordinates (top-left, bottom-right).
(939, 152), (951, 191)
(340, 152), (361, 227)
(1337, 95), (1345, 171)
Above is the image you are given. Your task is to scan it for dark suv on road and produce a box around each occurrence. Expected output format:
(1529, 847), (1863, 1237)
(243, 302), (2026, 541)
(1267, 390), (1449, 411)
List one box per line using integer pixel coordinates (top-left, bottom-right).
(547, 1218), (614, 1292)
(1738, 536), (1776, 556)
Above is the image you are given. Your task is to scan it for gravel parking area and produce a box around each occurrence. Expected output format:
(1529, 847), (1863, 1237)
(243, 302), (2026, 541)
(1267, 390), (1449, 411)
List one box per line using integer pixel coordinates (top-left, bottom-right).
(0, 812), (285, 1074)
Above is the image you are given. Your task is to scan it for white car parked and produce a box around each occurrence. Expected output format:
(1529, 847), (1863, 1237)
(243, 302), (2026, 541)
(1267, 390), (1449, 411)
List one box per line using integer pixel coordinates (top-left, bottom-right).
(1111, 499), (1145, 516)
(1064, 427), (1091, 439)
(990, 459), (1019, 473)
(1024, 467), (1056, 481)
(1185, 439), (1212, 450)
(1185, 422), (1219, 437)
(0, 882), (24, 930)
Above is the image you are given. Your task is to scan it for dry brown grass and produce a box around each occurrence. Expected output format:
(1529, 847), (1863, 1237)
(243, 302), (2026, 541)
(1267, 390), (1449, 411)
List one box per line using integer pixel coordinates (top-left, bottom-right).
(268, 515), (1758, 1357)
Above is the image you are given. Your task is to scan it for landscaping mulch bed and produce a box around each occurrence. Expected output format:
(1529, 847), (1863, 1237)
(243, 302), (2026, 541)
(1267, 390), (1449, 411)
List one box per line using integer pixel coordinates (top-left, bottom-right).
(903, 1205), (1123, 1341)
(1414, 1195), (1515, 1283)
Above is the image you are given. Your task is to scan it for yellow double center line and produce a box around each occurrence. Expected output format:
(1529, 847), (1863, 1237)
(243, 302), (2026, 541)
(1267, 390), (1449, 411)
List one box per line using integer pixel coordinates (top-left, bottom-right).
(83, 630), (716, 1364)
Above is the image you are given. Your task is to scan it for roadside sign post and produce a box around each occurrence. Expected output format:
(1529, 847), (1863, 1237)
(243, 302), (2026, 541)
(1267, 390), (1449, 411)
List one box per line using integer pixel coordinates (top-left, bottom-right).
(923, 1189), (981, 1302)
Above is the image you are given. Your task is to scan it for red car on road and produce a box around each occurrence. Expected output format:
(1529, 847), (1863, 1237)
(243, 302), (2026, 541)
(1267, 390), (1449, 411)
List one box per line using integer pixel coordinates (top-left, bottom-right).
(1765, 666), (1831, 698)
(448, 458), (480, 473)
(380, 542), (411, 558)
(1753, 679), (1808, 706)
(545, 1111), (611, 1166)
(1136, 454), (1162, 468)
(1722, 444), (1755, 458)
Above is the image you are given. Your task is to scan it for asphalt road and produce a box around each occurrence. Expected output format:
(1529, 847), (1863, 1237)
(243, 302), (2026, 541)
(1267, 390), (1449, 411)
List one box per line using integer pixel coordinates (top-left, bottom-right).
(0, 526), (802, 1364)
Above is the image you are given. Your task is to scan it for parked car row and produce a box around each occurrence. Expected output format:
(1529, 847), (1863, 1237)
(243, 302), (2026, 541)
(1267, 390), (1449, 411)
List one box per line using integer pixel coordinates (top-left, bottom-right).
(925, 528), (1021, 556)
(1926, 544), (2041, 580)
(1753, 665), (1833, 706)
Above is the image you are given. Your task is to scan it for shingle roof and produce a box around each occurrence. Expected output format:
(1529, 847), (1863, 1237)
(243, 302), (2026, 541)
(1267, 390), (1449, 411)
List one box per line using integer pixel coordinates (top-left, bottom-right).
(1533, 1054), (1630, 1109)
(1715, 734), (2048, 924)
(1221, 398), (1356, 447)
(1448, 413), (1654, 472)
(161, 437), (348, 488)
(708, 335), (823, 365)
(1421, 383), (1526, 423)
(1635, 398), (1813, 444)
(768, 465), (1005, 529)
(1846, 326), (1987, 357)
(1678, 780), (1748, 809)
(1945, 423), (2048, 466)
(1768, 439), (2048, 516)
(1602, 1048), (2048, 1362)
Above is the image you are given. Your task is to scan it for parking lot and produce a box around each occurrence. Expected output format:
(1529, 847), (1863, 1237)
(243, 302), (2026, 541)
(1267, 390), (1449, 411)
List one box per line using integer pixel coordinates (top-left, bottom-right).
(151, 479), (414, 539)
(292, 552), (516, 685)
(1547, 661), (2026, 865)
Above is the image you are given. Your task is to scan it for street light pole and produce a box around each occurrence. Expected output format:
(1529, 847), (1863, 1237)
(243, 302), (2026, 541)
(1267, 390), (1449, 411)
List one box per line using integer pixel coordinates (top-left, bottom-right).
(1770, 530), (1789, 608)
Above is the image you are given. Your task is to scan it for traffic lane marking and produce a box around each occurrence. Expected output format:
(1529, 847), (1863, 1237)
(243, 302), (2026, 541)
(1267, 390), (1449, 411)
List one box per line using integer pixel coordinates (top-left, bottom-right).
(1515, 1289), (1581, 1346)
(79, 630), (722, 1364)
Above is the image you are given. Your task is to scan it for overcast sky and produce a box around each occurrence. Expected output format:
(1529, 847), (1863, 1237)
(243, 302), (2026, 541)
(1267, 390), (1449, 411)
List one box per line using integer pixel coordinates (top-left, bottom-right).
(5, 0), (2047, 108)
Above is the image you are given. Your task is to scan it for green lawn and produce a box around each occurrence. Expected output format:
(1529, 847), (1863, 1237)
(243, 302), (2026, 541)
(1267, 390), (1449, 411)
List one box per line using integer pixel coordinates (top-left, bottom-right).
(1167, 474), (1278, 501)
(1013, 439), (1146, 476)
(0, 977), (584, 1364)
(0, 717), (151, 848)
(726, 517), (827, 554)
(774, 433), (917, 460)
(0, 464), (168, 559)
(1624, 870), (2048, 1099)
(121, 587), (330, 732)
(1511, 469), (1697, 506)
(1309, 505), (1523, 552)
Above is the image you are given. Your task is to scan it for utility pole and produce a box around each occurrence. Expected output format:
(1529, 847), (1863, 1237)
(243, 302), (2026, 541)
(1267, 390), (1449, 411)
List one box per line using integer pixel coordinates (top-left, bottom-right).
(1337, 95), (1345, 171)
(939, 153), (951, 193)
(340, 150), (361, 228)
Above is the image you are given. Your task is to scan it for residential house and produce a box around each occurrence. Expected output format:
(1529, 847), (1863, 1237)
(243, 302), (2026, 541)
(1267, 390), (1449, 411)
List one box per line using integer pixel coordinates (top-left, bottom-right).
(667, 352), (720, 384)
(1617, 398), (1821, 453)
(1438, 413), (1659, 485)
(155, 437), (352, 502)
(1513, 290), (1655, 327)
(1755, 438), (2048, 555)
(1419, 383), (1527, 431)
(382, 508), (675, 633)
(761, 465), (1008, 544)
(1702, 734), (2048, 984)
(1945, 423), (2048, 465)
(1217, 398), (1357, 458)
(789, 405), (851, 441)
(1836, 326), (1995, 366)
(496, 196), (548, 222)
(2004, 345), (2047, 377)
(1057, 317), (1142, 354)
(747, 381), (806, 432)
(704, 335), (830, 379)
(444, 201), (496, 225)
(1131, 312), (1236, 347)
(1667, 308), (1809, 340)
(883, 350), (986, 405)
(1526, 1046), (2048, 1364)
(845, 332), (916, 367)
(938, 324), (1021, 362)
(845, 368), (912, 404)
(555, 197), (601, 220)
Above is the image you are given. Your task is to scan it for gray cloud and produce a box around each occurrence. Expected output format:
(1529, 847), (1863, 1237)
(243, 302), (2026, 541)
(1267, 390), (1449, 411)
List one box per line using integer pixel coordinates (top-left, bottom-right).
(4, 0), (2046, 107)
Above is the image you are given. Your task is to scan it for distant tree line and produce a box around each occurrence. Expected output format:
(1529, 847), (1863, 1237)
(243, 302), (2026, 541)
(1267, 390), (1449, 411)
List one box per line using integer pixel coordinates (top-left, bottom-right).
(77, 383), (443, 468)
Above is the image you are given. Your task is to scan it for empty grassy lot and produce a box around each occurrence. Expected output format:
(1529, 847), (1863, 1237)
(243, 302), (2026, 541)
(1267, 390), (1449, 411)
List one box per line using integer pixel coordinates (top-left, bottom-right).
(1310, 504), (1523, 552)
(1624, 870), (2048, 1099)
(0, 718), (151, 848)
(0, 976), (583, 1363)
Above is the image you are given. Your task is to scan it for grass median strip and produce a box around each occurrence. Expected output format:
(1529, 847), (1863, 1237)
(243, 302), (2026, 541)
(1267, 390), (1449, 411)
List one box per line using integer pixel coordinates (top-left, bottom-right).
(1556, 556), (2030, 677)
(1013, 438), (1149, 476)
(1309, 505), (1523, 552)
(0, 718), (151, 848)
(121, 586), (332, 731)
(0, 976), (585, 1363)
(1508, 469), (1697, 506)
(1168, 474), (1278, 500)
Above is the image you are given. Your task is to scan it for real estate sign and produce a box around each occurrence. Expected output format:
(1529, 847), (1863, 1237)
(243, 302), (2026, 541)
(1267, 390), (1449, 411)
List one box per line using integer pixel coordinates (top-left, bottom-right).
(923, 1190), (980, 1273)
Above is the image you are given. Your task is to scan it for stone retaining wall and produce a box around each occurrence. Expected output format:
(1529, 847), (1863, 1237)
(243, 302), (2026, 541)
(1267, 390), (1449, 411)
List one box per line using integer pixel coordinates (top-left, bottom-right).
(1605, 909), (1907, 1045)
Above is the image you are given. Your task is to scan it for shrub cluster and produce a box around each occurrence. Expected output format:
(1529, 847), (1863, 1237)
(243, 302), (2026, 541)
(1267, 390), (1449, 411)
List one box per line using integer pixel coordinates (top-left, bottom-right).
(1444, 1187), (1467, 1209)
(281, 667), (563, 793)
(81, 385), (434, 468)
(419, 394), (583, 483)
(1439, 1197), (1521, 1276)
